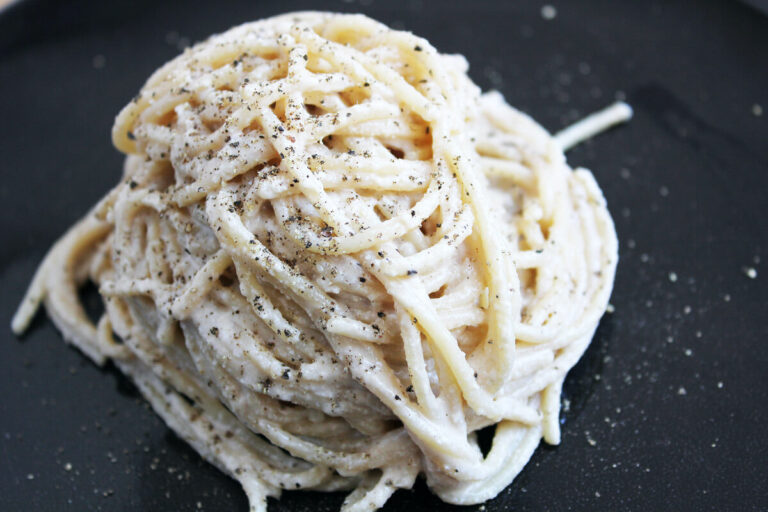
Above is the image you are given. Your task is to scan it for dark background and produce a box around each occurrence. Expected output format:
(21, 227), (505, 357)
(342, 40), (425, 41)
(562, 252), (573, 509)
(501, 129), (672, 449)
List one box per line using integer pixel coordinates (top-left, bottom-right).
(1, 0), (767, 511)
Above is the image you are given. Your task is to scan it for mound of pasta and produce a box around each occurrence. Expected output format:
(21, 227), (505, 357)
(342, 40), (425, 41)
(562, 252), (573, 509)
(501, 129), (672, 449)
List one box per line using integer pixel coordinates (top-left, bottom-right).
(13, 11), (627, 511)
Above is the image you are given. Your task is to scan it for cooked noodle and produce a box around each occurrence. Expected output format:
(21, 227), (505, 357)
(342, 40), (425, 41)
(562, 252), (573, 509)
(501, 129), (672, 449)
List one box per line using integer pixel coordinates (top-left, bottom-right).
(12, 12), (630, 511)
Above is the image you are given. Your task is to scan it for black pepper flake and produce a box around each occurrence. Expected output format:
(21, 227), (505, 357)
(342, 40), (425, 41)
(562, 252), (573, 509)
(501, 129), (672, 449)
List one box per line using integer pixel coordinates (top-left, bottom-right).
(209, 327), (219, 336)
(406, 385), (414, 392)
(407, 270), (418, 276)
(359, 277), (366, 283)
(305, 241), (312, 248)
(126, 131), (136, 140)
(414, 45), (423, 51)
(394, 394), (401, 400)
(281, 369), (290, 380)
(377, 311), (385, 318)
(129, 180), (137, 189)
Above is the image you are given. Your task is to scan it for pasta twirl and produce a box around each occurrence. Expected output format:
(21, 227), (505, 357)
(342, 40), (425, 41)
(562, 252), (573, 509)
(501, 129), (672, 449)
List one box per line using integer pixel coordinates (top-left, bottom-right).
(12, 12), (630, 511)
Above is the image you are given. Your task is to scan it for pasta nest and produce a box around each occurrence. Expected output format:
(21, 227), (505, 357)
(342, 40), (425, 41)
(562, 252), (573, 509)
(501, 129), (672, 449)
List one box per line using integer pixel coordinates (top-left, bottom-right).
(22, 12), (618, 511)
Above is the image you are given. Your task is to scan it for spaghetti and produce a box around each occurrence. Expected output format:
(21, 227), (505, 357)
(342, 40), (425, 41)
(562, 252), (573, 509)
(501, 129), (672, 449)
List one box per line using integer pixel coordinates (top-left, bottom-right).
(12, 12), (630, 511)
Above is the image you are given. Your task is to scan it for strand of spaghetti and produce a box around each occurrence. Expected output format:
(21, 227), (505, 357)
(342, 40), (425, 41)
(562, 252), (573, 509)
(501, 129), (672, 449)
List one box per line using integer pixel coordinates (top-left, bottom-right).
(378, 205), (474, 276)
(431, 421), (543, 504)
(396, 303), (439, 415)
(256, 168), (429, 199)
(13, 216), (112, 363)
(171, 250), (232, 318)
(440, 138), (519, 391)
(257, 106), (347, 230)
(380, 271), (531, 422)
(277, 178), (441, 255)
(206, 187), (334, 309)
(541, 378), (565, 444)
(555, 102), (633, 151)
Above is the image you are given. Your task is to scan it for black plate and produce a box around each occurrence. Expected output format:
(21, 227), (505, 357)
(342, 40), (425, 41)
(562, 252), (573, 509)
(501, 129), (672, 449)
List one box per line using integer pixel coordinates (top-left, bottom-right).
(1, 0), (767, 510)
